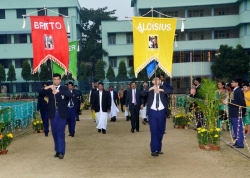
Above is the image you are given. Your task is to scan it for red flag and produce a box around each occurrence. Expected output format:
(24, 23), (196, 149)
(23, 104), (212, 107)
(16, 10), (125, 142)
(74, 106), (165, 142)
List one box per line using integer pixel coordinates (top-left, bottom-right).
(30, 16), (69, 74)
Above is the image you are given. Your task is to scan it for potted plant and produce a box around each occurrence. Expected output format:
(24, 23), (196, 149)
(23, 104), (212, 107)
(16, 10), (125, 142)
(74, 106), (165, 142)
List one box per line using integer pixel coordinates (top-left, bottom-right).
(32, 119), (39, 133)
(201, 128), (211, 151)
(39, 120), (44, 133)
(173, 115), (179, 128)
(0, 133), (13, 155)
(197, 128), (204, 149)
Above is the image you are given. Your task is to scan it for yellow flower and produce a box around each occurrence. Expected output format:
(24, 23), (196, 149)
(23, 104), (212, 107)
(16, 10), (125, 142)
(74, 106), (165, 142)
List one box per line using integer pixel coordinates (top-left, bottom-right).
(210, 129), (213, 132)
(40, 121), (43, 124)
(188, 122), (190, 125)
(198, 131), (201, 134)
(191, 115), (193, 117)
(201, 129), (206, 132)
(36, 121), (39, 124)
(34, 123), (37, 125)
(214, 135), (219, 138)
(216, 128), (220, 132)
(197, 128), (201, 131)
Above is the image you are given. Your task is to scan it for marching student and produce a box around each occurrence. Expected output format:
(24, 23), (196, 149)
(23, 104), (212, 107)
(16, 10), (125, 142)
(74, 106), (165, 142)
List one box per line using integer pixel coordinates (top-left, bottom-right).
(109, 86), (119, 122)
(74, 85), (83, 121)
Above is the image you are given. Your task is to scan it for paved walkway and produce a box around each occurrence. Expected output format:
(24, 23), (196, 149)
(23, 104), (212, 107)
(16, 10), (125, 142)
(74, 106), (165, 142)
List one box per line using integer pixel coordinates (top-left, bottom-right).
(1, 111), (250, 178)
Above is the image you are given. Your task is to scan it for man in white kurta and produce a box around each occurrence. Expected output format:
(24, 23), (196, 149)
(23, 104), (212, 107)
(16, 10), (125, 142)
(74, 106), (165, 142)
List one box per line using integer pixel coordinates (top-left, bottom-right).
(95, 90), (108, 131)
(109, 86), (119, 122)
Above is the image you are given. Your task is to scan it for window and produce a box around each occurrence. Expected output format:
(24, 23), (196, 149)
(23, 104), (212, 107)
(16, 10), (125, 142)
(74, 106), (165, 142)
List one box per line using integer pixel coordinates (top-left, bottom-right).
(108, 33), (116, 45)
(14, 34), (27, 44)
(166, 11), (178, 17)
(59, 8), (68, 16)
(16, 83), (27, 92)
(126, 33), (133, 44)
(16, 9), (26, 18)
(0, 9), (5, 19)
(215, 30), (230, 39)
(109, 57), (117, 68)
(0, 59), (12, 68)
(38, 9), (47, 16)
(218, 11), (225, 15)
(0, 35), (11, 44)
(189, 10), (203, 17)
(15, 59), (26, 68)
(127, 57), (133, 67)
(32, 82), (43, 92)
(189, 32), (204, 40)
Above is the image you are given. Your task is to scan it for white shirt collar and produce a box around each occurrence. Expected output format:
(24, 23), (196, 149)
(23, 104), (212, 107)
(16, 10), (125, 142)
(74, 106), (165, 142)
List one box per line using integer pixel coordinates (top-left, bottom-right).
(233, 86), (239, 92)
(196, 84), (200, 88)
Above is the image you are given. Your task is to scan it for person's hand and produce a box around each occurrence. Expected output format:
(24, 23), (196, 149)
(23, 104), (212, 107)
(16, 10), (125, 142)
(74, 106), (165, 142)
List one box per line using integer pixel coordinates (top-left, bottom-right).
(140, 105), (143, 109)
(158, 89), (164, 92)
(149, 86), (156, 92)
(44, 85), (53, 90)
(91, 109), (94, 113)
(126, 107), (128, 111)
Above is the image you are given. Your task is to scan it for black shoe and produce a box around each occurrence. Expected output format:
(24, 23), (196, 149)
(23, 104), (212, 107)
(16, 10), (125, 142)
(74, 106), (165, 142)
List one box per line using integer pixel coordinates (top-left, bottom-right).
(58, 153), (64, 159)
(76, 119), (80, 121)
(164, 131), (166, 134)
(131, 129), (134, 133)
(102, 129), (106, 134)
(110, 119), (113, 122)
(45, 134), (48, 137)
(68, 134), (74, 137)
(98, 129), (101, 133)
(136, 129), (139, 132)
(232, 144), (237, 146)
(157, 151), (163, 155)
(151, 152), (159, 156)
(142, 120), (146, 125)
(54, 153), (59, 158)
(113, 117), (116, 122)
(234, 145), (244, 148)
(126, 116), (129, 121)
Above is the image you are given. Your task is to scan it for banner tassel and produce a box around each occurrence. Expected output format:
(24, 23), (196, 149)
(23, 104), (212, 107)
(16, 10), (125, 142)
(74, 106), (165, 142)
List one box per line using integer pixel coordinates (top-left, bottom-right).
(22, 16), (26, 29)
(181, 20), (184, 32)
(175, 35), (178, 47)
(67, 17), (70, 33)
(77, 41), (80, 52)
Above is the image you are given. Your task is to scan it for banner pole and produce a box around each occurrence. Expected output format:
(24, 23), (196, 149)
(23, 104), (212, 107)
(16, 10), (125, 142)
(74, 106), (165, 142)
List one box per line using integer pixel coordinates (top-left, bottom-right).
(50, 60), (56, 108)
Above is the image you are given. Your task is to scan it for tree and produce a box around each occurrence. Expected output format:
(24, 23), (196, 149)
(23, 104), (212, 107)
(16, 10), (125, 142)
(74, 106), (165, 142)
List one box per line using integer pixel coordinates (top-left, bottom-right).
(7, 63), (16, 93)
(79, 7), (117, 75)
(0, 64), (6, 87)
(106, 64), (115, 81)
(78, 62), (87, 81)
(95, 60), (106, 81)
(21, 60), (31, 94)
(32, 71), (39, 97)
(211, 44), (250, 79)
(117, 61), (128, 81)
(39, 63), (50, 82)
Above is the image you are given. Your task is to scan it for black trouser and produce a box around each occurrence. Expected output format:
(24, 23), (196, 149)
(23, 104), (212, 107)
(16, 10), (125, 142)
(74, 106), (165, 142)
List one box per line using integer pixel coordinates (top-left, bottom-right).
(120, 98), (124, 112)
(195, 112), (204, 128)
(130, 104), (140, 131)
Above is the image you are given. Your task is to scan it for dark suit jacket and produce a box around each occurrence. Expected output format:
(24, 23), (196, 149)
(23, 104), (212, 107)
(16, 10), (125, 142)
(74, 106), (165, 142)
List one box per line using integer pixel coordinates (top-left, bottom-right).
(123, 90), (128, 103)
(91, 90), (111, 112)
(142, 89), (148, 107)
(38, 86), (72, 120)
(68, 89), (82, 111)
(37, 94), (49, 113)
(194, 85), (202, 99)
(90, 88), (98, 105)
(125, 88), (144, 109)
(141, 85), (173, 115)
(229, 87), (246, 118)
(109, 90), (119, 106)
(162, 82), (174, 90)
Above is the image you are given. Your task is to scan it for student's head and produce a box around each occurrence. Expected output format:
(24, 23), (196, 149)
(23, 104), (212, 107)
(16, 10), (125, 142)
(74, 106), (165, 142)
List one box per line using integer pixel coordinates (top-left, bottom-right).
(160, 74), (165, 82)
(94, 82), (98, 88)
(218, 81), (225, 89)
(243, 83), (250, 92)
(64, 84), (68, 87)
(242, 80), (249, 87)
(194, 77), (201, 86)
(225, 82), (232, 90)
(131, 82), (137, 89)
(152, 75), (161, 86)
(98, 82), (104, 91)
(109, 85), (113, 91)
(74, 85), (78, 90)
(68, 82), (73, 91)
(143, 82), (148, 90)
(127, 84), (131, 90)
(43, 83), (48, 87)
(231, 78), (242, 88)
(53, 73), (61, 86)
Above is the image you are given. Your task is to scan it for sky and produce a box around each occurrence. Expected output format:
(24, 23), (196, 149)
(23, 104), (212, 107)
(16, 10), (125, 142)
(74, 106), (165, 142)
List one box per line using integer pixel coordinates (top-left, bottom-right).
(78, 0), (133, 20)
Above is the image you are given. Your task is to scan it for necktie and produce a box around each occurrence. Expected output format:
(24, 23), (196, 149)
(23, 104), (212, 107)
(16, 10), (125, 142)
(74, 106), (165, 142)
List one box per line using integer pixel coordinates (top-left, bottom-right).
(156, 93), (159, 111)
(134, 90), (137, 105)
(55, 86), (58, 90)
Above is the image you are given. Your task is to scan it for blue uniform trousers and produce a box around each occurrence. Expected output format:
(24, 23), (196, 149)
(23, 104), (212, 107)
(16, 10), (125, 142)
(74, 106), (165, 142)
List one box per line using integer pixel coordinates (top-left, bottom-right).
(51, 111), (67, 155)
(231, 117), (244, 147)
(76, 111), (79, 120)
(41, 111), (49, 134)
(68, 107), (76, 134)
(148, 109), (166, 152)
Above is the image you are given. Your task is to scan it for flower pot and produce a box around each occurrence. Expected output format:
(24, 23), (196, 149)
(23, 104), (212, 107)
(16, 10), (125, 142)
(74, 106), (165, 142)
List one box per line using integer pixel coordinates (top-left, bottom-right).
(174, 125), (179, 129)
(204, 145), (211, 151)
(213, 146), (220, 151)
(1, 149), (8, 155)
(179, 126), (184, 129)
(210, 144), (215, 150)
(33, 130), (38, 133)
(184, 126), (189, 129)
(39, 130), (44, 133)
(199, 145), (205, 149)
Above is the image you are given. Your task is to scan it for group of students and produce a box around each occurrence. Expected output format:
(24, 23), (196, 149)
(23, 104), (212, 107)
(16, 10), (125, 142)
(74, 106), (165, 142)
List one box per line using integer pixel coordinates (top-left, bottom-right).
(89, 74), (173, 156)
(192, 77), (250, 149)
(37, 74), (83, 159)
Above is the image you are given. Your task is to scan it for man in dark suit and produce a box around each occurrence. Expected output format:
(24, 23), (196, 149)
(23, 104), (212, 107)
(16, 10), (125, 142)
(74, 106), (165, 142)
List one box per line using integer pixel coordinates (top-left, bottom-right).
(67, 82), (82, 137)
(37, 83), (49, 137)
(141, 75), (173, 156)
(74, 85), (83, 121)
(124, 84), (131, 121)
(125, 82), (144, 133)
(91, 82), (111, 134)
(109, 86), (119, 122)
(38, 73), (72, 159)
(229, 78), (246, 148)
(193, 77), (203, 128)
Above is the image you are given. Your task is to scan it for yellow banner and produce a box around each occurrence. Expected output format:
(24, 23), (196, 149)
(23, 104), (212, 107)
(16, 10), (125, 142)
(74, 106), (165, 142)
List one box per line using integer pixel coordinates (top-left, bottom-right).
(133, 17), (177, 77)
